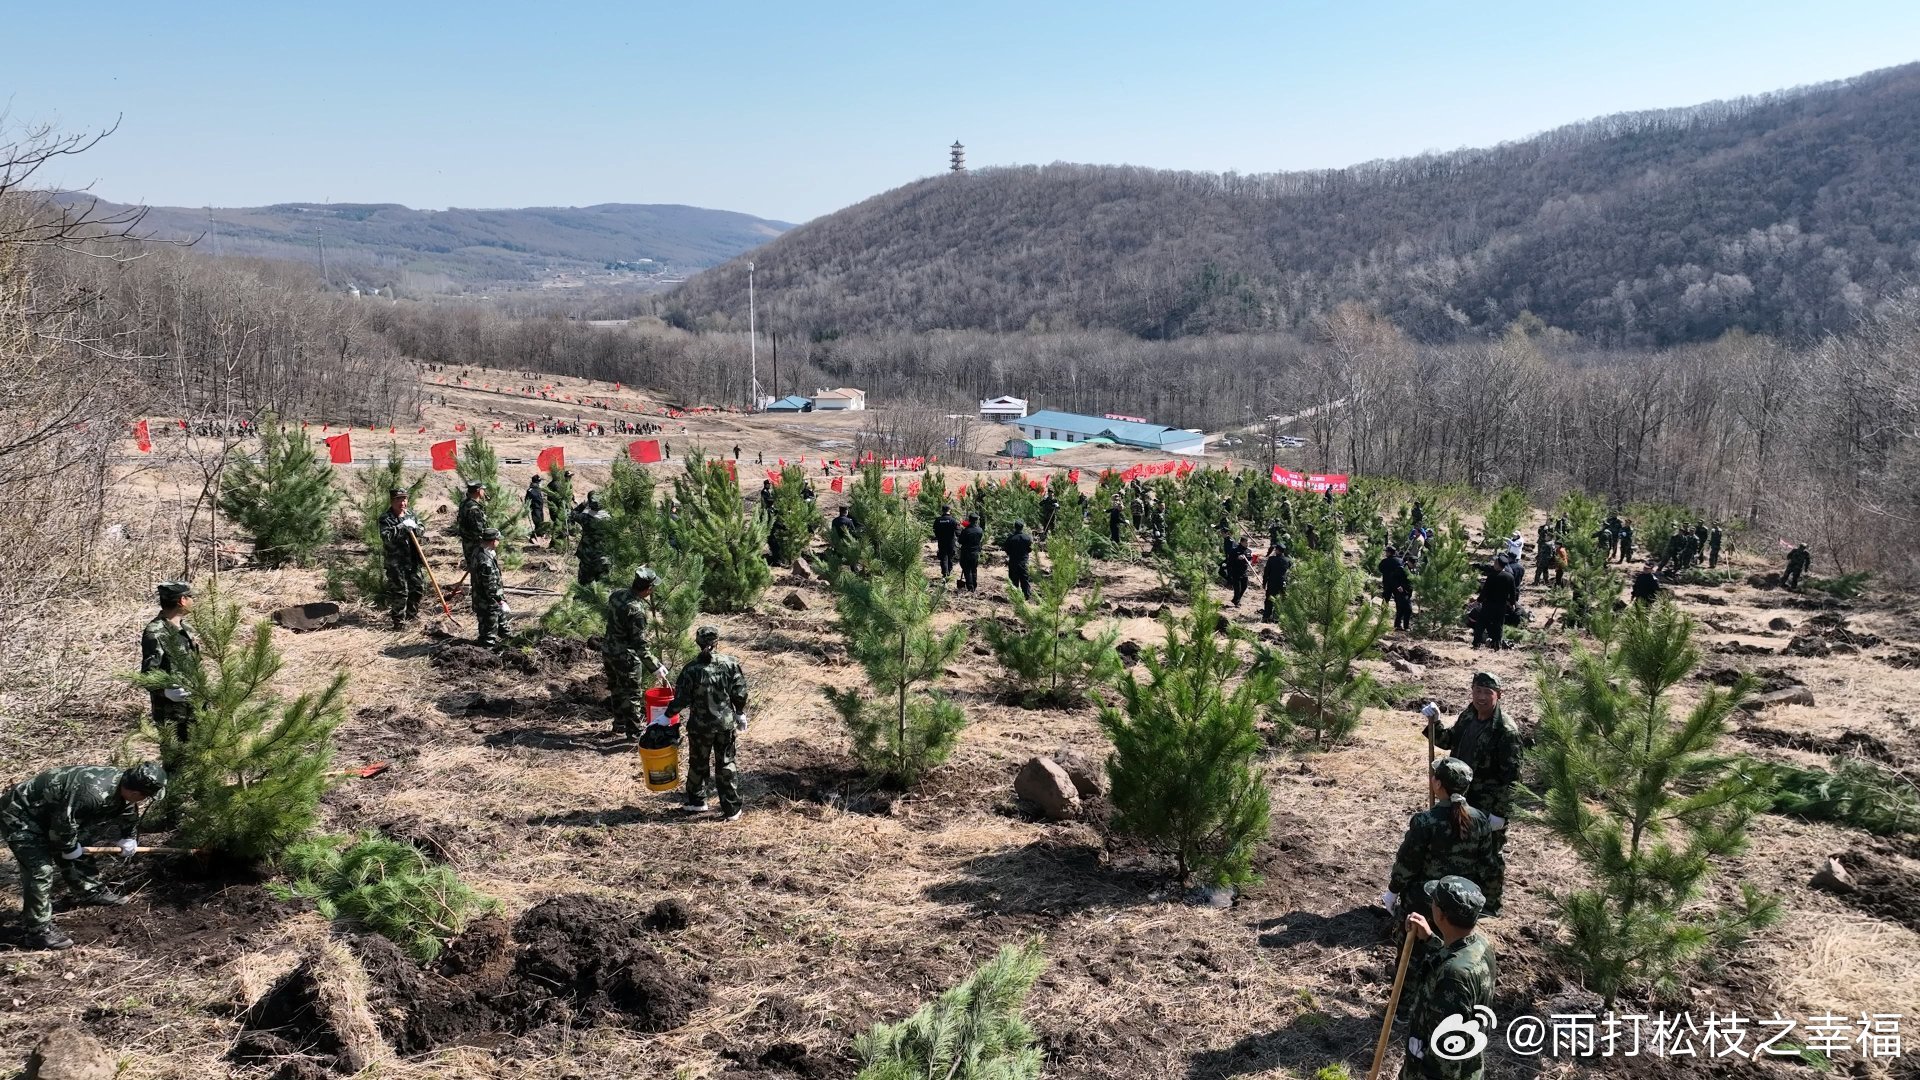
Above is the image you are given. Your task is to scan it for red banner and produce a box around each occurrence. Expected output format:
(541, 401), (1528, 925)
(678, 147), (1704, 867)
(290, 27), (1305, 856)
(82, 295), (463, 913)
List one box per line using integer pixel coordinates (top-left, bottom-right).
(429, 439), (459, 471)
(882, 477), (895, 494)
(1270, 466), (1348, 493)
(134, 420), (151, 453)
(536, 446), (565, 472)
(629, 439), (662, 463)
(830, 476), (843, 493)
(324, 433), (353, 465)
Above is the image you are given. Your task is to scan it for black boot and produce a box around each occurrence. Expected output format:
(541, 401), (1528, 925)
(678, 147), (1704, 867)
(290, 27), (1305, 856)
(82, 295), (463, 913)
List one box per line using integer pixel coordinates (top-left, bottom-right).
(25, 924), (73, 950)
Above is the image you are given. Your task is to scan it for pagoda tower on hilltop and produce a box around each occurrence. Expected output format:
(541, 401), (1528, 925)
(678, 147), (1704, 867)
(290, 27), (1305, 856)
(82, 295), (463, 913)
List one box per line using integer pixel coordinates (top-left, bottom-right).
(949, 140), (966, 173)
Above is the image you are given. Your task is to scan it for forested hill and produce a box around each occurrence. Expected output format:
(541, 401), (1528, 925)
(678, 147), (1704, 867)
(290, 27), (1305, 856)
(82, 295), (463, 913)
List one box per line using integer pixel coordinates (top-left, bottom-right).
(671, 63), (1920, 346)
(60, 197), (792, 289)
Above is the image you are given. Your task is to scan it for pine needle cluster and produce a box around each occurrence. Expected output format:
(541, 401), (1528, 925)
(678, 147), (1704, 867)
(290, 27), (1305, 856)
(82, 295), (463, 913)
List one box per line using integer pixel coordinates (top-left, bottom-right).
(853, 942), (1046, 1080)
(273, 833), (497, 961)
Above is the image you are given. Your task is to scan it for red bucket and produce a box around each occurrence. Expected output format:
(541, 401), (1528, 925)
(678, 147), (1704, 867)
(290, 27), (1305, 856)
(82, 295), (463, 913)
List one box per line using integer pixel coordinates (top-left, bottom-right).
(644, 685), (676, 727)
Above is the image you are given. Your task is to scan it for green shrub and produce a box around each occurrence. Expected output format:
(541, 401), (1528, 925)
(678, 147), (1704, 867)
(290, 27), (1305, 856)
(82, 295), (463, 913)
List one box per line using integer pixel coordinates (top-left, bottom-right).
(853, 943), (1045, 1080)
(272, 834), (496, 961)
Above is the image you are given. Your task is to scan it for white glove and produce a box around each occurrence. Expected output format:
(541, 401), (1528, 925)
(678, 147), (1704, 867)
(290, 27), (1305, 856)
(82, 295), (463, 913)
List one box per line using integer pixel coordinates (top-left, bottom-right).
(501, 602), (512, 614)
(1488, 814), (1507, 830)
(1420, 702), (1439, 722)
(735, 713), (749, 732)
(118, 838), (139, 857)
(1379, 889), (1396, 911)
(163, 687), (190, 702)
(655, 664), (671, 683)
(62, 844), (86, 861)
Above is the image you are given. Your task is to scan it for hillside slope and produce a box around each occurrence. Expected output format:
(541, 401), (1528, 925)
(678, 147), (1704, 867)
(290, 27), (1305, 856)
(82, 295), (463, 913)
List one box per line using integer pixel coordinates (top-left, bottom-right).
(65, 197), (791, 287)
(671, 63), (1920, 346)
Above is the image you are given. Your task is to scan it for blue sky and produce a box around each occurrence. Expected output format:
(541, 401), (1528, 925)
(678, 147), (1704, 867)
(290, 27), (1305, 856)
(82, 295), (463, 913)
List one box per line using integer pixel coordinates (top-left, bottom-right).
(10, 0), (1918, 223)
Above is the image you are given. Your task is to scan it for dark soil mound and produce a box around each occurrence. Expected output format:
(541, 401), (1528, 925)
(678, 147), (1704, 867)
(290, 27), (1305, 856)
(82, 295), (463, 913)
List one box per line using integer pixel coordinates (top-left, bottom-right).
(351, 934), (508, 1054)
(232, 947), (382, 1073)
(431, 642), (537, 676)
(513, 894), (708, 1032)
(1834, 849), (1920, 933)
(644, 898), (692, 933)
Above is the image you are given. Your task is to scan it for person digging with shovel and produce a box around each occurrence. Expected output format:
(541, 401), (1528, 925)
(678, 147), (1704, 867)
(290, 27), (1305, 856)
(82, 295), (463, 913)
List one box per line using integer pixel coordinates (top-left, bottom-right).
(1, 762), (167, 950)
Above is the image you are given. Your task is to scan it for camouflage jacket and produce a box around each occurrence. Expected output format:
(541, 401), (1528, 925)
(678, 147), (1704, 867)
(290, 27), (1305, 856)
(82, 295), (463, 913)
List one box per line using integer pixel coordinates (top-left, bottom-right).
(470, 549), (505, 608)
(1388, 805), (1501, 899)
(140, 616), (200, 689)
(572, 507), (612, 555)
(1403, 932), (1496, 1080)
(378, 510), (426, 565)
(668, 652), (748, 729)
(1429, 706), (1522, 820)
(457, 497), (489, 545)
(0, 766), (145, 848)
(601, 588), (660, 671)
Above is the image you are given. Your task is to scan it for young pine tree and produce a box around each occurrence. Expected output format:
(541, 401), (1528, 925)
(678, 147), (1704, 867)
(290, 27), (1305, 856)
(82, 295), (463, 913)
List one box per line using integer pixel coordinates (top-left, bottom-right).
(853, 942), (1046, 1080)
(1264, 552), (1388, 749)
(1552, 491), (1618, 631)
(1482, 486), (1530, 549)
(218, 412), (342, 568)
(274, 833), (497, 962)
(340, 444), (427, 602)
(769, 464), (824, 566)
(982, 530), (1121, 706)
(826, 508), (968, 787)
(132, 591), (345, 861)
(913, 469), (950, 525)
(673, 451), (771, 612)
(1411, 521), (1476, 637)
(1529, 600), (1780, 1006)
(445, 432), (528, 565)
(543, 458), (575, 553)
(1100, 590), (1273, 887)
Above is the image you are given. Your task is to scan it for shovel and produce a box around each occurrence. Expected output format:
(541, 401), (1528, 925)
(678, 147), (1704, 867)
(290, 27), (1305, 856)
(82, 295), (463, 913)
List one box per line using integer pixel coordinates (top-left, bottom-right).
(81, 845), (195, 856)
(336, 761), (392, 779)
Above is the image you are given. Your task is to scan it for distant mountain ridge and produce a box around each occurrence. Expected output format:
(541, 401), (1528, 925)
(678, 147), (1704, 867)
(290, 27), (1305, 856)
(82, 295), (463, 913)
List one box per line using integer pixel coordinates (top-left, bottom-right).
(670, 62), (1920, 347)
(58, 196), (792, 289)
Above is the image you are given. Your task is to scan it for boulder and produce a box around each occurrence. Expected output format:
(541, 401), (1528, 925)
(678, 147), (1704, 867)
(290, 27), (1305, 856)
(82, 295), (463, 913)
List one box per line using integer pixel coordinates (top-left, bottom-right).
(1737, 685), (1816, 711)
(1782, 634), (1831, 658)
(1767, 617), (1793, 631)
(1389, 657), (1424, 677)
(1285, 692), (1325, 722)
(781, 591), (808, 612)
(1014, 757), (1081, 821)
(1811, 855), (1856, 895)
(1052, 746), (1107, 798)
(23, 1027), (114, 1080)
(1747, 572), (1782, 589)
(789, 558), (813, 581)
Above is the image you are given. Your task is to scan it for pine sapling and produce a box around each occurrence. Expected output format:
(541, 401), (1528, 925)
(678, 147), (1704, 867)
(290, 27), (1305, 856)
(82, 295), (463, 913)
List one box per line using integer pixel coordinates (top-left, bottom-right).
(1100, 590), (1273, 887)
(445, 432), (528, 566)
(1482, 486), (1529, 549)
(339, 443), (427, 603)
(853, 942), (1046, 1080)
(131, 591), (345, 861)
(982, 530), (1121, 706)
(217, 412), (342, 568)
(273, 833), (497, 961)
(1411, 521), (1476, 637)
(1529, 600), (1781, 1006)
(672, 451), (771, 612)
(1263, 552), (1388, 748)
(826, 508), (968, 787)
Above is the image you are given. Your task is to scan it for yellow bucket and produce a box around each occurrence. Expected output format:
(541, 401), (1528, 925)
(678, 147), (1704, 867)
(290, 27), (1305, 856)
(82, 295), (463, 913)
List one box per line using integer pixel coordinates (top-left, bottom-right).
(638, 743), (680, 793)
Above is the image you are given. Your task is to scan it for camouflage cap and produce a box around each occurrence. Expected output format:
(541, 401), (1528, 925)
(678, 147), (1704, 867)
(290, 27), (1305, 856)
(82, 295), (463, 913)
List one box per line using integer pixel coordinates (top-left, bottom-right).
(479, 527), (502, 540)
(120, 761), (168, 796)
(157, 581), (193, 605)
(695, 624), (721, 646)
(389, 487), (408, 499)
(1431, 756), (1474, 794)
(1471, 670), (1502, 691)
(1424, 875), (1487, 923)
(632, 566), (659, 588)
(466, 480), (485, 491)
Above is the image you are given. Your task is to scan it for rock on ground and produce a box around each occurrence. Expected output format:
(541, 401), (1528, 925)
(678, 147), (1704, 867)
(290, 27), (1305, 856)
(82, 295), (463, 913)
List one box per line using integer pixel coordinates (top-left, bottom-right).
(1737, 685), (1816, 711)
(1014, 757), (1081, 821)
(23, 1026), (115, 1080)
(1052, 746), (1107, 797)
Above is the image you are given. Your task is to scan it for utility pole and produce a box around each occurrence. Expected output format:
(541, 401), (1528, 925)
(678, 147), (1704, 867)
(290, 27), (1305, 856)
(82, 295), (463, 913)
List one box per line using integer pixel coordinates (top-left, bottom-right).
(747, 261), (759, 410)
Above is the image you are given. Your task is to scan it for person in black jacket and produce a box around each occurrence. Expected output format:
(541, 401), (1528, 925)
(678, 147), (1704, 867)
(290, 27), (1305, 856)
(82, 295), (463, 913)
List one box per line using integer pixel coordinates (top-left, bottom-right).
(932, 505), (959, 579)
(1262, 543), (1293, 623)
(1631, 562), (1662, 604)
(957, 515), (985, 592)
(1380, 545), (1413, 632)
(1038, 495), (1059, 536)
(1002, 521), (1034, 599)
(1225, 538), (1252, 607)
(1108, 497), (1125, 544)
(1473, 563), (1518, 650)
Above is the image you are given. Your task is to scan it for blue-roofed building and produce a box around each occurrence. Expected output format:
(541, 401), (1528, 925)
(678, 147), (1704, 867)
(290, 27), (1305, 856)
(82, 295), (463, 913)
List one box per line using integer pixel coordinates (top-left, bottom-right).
(1005, 410), (1207, 455)
(765, 395), (814, 413)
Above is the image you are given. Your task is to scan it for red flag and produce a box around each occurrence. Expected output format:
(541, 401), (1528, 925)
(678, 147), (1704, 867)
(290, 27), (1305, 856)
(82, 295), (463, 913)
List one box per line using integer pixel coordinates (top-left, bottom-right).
(134, 420), (151, 453)
(881, 477), (894, 494)
(454, 422), (467, 433)
(178, 419), (188, 430)
(723, 460), (736, 481)
(429, 439), (459, 471)
(1068, 468), (1080, 484)
(908, 480), (921, 497)
(417, 425), (427, 434)
(324, 433), (352, 464)
(389, 426), (396, 434)
(536, 446), (565, 472)
(631, 439), (662, 463)
(830, 476), (844, 493)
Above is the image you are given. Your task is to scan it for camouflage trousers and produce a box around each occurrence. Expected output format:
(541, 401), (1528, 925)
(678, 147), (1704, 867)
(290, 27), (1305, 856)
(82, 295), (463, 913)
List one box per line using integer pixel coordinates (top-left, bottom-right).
(604, 660), (644, 735)
(384, 559), (427, 624)
(577, 551), (612, 587)
(3, 827), (106, 928)
(475, 603), (508, 648)
(684, 721), (740, 814)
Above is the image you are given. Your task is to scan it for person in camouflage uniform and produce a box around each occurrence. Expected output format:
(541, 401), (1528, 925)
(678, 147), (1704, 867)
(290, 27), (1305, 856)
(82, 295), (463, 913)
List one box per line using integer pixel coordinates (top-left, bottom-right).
(1398, 876), (1497, 1080)
(1383, 758), (1504, 920)
(570, 491), (613, 586)
(1419, 672), (1520, 853)
(470, 528), (508, 648)
(602, 567), (669, 739)
(140, 581), (201, 746)
(378, 489), (428, 629)
(525, 474), (548, 539)
(666, 625), (750, 821)
(1, 762), (167, 950)
(456, 481), (490, 570)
